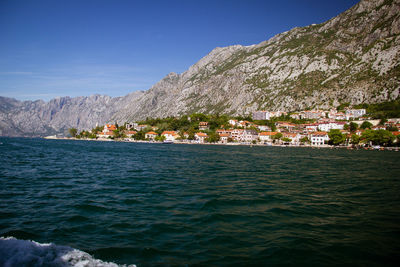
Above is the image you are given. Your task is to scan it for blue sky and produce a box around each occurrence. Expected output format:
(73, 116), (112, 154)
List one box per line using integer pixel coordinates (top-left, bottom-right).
(0, 0), (359, 101)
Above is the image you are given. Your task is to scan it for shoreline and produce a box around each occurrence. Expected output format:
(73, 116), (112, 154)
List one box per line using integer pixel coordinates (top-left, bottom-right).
(42, 136), (400, 151)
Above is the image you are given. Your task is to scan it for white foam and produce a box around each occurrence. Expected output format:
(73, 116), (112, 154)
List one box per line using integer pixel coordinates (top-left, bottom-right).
(0, 237), (136, 267)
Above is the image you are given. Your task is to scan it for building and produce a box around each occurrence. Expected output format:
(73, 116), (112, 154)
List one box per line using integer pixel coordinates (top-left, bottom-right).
(252, 111), (286, 120)
(256, 125), (271, 132)
(253, 111), (270, 120)
(231, 129), (244, 141)
(216, 129), (232, 137)
(228, 119), (238, 126)
(317, 121), (346, 132)
(276, 122), (296, 132)
(259, 132), (278, 143)
(345, 109), (366, 120)
(310, 132), (329, 146)
(242, 129), (258, 142)
(126, 122), (138, 130)
(219, 133), (230, 143)
(161, 131), (178, 141)
(199, 122), (209, 130)
(283, 132), (301, 144)
(195, 132), (208, 143)
(300, 110), (326, 120)
(125, 130), (137, 138)
(145, 131), (158, 141)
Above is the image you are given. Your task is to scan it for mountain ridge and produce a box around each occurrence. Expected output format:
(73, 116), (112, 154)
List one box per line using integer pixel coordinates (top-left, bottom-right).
(1, 0), (399, 137)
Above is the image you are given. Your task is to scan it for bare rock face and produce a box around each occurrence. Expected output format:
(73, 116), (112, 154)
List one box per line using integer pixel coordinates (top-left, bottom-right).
(1, 0), (399, 137)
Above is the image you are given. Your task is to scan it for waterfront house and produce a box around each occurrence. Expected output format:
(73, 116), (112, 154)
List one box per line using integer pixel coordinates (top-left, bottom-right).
(259, 132), (278, 143)
(195, 132), (208, 143)
(310, 132), (329, 146)
(231, 129), (244, 141)
(243, 129), (259, 142)
(145, 131), (158, 141)
(219, 133), (230, 143)
(161, 131), (178, 141)
(283, 132), (301, 145)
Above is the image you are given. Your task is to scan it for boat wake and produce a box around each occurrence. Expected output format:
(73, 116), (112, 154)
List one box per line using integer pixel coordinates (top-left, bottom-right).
(0, 237), (136, 267)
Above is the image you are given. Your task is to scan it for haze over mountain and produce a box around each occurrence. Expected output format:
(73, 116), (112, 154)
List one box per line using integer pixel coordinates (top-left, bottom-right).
(1, 0), (399, 137)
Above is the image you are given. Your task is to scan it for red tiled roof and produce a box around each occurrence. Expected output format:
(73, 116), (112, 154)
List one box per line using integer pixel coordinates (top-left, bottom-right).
(259, 132), (278, 136)
(162, 131), (176, 135)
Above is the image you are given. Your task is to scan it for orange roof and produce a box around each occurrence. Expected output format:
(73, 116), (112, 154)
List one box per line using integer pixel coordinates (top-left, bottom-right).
(106, 124), (117, 130)
(312, 131), (328, 136)
(259, 132), (278, 136)
(284, 133), (297, 137)
(219, 133), (230, 137)
(196, 132), (208, 137)
(392, 131), (400, 136)
(146, 131), (157, 135)
(126, 131), (137, 134)
(161, 131), (176, 135)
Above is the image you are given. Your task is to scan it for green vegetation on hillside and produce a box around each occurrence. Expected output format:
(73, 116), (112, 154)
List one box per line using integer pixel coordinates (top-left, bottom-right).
(354, 99), (400, 119)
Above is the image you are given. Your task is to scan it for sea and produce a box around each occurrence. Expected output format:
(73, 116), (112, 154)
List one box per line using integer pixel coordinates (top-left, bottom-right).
(1, 137), (400, 266)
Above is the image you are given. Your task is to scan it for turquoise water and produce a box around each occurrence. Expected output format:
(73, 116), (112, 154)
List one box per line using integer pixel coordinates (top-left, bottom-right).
(1, 137), (400, 266)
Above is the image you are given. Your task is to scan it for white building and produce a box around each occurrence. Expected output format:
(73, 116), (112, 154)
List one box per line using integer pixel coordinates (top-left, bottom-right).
(310, 132), (329, 146)
(345, 109), (366, 120)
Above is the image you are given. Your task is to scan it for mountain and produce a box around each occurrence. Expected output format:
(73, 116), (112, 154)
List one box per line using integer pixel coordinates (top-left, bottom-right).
(1, 0), (399, 137)
(0, 92), (143, 137)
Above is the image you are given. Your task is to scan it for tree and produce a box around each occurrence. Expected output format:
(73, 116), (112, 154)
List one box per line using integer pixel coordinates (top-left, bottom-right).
(349, 122), (358, 132)
(360, 121), (373, 130)
(300, 137), (310, 144)
(272, 132), (283, 143)
(206, 132), (220, 143)
(350, 134), (360, 145)
(328, 129), (346, 146)
(155, 135), (166, 142)
(361, 129), (395, 146)
(281, 137), (292, 143)
(133, 131), (145, 140)
(68, 128), (77, 138)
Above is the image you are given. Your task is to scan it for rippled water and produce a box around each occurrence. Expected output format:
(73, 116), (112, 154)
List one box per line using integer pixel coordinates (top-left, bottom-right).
(1, 137), (400, 266)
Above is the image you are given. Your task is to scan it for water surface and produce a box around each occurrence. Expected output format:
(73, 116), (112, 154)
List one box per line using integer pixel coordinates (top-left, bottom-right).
(1, 137), (399, 266)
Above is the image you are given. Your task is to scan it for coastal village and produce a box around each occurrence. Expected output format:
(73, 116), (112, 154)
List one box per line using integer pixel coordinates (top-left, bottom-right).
(65, 104), (400, 149)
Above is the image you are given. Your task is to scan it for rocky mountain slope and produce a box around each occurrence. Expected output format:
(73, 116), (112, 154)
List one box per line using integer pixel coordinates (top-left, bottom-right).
(1, 0), (399, 137)
(113, 0), (400, 122)
(0, 92), (143, 137)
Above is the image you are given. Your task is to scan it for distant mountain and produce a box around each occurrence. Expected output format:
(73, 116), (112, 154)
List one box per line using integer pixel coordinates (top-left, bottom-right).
(0, 92), (143, 137)
(1, 0), (399, 137)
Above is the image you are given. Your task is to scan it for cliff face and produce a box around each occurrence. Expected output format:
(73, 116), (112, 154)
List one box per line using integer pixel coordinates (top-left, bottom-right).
(1, 0), (399, 137)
